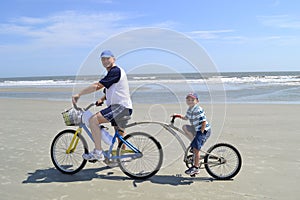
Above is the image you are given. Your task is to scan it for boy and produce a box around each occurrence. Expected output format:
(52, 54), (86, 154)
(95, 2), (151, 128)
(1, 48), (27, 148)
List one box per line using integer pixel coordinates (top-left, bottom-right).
(174, 92), (211, 176)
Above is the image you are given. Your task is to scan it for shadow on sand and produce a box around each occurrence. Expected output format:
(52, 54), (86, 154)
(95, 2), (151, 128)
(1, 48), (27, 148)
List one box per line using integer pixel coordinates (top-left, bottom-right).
(22, 167), (225, 187)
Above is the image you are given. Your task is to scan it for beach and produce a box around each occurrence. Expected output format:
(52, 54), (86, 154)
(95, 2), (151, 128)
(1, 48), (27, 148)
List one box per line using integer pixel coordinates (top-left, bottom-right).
(0, 97), (299, 200)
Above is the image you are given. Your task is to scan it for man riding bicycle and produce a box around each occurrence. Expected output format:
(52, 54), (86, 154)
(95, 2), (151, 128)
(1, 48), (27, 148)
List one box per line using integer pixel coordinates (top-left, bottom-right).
(72, 50), (133, 161)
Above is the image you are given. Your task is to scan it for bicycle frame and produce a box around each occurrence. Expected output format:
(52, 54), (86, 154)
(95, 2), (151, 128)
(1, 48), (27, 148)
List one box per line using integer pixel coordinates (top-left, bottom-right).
(126, 120), (215, 164)
(66, 121), (142, 161)
(126, 121), (187, 152)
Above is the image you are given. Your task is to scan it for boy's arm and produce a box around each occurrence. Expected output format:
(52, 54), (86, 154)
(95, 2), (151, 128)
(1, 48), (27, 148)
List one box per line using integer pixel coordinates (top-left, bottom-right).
(200, 121), (207, 133)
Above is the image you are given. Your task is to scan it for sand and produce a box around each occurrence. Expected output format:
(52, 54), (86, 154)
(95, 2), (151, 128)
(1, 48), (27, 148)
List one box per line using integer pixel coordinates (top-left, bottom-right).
(0, 98), (299, 200)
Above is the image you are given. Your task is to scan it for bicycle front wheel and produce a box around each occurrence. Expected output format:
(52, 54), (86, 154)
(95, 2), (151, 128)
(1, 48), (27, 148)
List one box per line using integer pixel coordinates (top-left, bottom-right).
(117, 132), (163, 179)
(50, 129), (88, 174)
(204, 143), (242, 180)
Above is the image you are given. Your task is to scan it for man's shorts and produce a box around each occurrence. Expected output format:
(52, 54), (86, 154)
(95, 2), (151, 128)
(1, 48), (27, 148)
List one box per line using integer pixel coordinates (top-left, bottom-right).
(100, 104), (132, 127)
(190, 129), (211, 150)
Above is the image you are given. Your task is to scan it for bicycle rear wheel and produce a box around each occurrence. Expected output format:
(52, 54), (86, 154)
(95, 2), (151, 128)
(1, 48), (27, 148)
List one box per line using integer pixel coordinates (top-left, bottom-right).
(117, 132), (163, 179)
(50, 129), (88, 174)
(204, 143), (242, 180)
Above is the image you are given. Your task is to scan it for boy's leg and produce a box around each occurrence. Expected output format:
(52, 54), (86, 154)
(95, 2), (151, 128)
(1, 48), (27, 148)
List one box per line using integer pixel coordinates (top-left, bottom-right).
(185, 130), (210, 175)
(193, 148), (200, 167)
(182, 125), (195, 141)
(185, 148), (200, 175)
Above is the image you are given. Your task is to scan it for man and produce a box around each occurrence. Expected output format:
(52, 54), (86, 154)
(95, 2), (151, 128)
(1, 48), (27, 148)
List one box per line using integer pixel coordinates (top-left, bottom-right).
(72, 50), (133, 161)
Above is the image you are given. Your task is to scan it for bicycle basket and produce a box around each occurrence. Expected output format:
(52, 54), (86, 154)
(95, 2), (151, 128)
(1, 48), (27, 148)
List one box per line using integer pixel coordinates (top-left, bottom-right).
(62, 108), (82, 126)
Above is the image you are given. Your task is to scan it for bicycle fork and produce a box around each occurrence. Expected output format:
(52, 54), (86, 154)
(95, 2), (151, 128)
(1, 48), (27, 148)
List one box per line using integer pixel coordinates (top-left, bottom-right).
(66, 128), (82, 154)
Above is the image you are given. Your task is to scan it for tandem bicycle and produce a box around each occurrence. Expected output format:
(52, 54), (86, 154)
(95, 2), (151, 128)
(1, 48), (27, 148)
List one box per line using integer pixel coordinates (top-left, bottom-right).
(51, 102), (241, 180)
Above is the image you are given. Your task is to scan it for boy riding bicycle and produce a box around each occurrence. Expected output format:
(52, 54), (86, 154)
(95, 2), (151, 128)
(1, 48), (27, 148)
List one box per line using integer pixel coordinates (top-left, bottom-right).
(173, 92), (211, 176)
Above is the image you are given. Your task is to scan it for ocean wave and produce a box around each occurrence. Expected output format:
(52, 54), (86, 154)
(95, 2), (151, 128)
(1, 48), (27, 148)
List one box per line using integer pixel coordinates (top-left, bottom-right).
(0, 79), (95, 87)
(1, 73), (300, 87)
(220, 75), (300, 86)
(128, 75), (300, 86)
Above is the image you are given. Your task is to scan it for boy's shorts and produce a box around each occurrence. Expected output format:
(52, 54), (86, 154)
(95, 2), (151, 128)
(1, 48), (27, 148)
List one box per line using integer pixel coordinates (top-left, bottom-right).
(100, 104), (132, 127)
(190, 129), (211, 150)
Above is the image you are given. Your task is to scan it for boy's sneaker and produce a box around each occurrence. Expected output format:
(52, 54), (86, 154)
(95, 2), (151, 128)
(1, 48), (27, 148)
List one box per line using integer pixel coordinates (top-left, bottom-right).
(82, 149), (105, 161)
(185, 166), (200, 175)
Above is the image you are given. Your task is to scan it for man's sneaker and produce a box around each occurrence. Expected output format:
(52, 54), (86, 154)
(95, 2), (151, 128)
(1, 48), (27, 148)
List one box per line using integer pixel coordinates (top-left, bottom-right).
(82, 149), (105, 161)
(185, 166), (200, 175)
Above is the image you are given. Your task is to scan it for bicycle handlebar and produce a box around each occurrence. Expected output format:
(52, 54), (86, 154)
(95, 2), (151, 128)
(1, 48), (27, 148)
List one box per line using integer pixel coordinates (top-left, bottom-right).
(171, 114), (182, 124)
(72, 102), (97, 111)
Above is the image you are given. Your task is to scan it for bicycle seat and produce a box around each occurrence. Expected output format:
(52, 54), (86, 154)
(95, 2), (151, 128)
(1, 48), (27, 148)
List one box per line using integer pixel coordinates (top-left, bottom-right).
(115, 115), (131, 129)
(117, 115), (131, 121)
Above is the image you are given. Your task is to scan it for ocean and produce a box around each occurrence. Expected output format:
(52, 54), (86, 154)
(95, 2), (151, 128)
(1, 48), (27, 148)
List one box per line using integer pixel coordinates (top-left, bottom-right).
(1, 71), (300, 104)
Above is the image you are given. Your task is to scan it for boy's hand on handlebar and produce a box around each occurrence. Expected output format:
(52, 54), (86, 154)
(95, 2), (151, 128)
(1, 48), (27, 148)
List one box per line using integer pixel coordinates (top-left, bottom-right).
(170, 113), (183, 123)
(171, 113), (183, 119)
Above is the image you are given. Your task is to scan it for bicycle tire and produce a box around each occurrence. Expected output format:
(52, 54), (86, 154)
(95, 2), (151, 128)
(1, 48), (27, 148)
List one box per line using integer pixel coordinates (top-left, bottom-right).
(117, 132), (163, 179)
(184, 146), (194, 168)
(50, 129), (88, 174)
(204, 143), (242, 180)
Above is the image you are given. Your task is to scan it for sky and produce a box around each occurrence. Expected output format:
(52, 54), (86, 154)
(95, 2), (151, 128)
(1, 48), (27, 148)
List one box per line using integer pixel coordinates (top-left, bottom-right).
(0, 0), (300, 77)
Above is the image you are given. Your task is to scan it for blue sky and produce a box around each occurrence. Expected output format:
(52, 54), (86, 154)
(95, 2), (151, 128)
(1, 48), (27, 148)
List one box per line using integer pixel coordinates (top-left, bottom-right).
(0, 0), (300, 77)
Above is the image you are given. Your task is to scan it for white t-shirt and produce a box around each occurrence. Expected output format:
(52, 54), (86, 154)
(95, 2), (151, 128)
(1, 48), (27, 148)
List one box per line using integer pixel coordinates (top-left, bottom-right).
(99, 66), (132, 109)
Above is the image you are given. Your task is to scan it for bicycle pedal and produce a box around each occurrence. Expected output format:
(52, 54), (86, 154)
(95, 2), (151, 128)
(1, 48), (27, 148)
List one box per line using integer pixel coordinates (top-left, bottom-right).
(190, 174), (196, 177)
(107, 162), (119, 168)
(103, 159), (119, 167)
(88, 159), (98, 163)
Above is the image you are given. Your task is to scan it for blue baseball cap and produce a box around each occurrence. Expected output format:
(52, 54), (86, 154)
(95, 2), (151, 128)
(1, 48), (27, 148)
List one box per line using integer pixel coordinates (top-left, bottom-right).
(186, 92), (199, 100)
(100, 50), (114, 58)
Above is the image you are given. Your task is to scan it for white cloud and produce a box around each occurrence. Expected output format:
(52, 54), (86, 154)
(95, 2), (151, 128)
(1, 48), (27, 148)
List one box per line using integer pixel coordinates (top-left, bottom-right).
(187, 29), (250, 44)
(0, 11), (136, 48)
(188, 29), (235, 40)
(257, 15), (300, 29)
(0, 10), (177, 50)
(270, 0), (280, 7)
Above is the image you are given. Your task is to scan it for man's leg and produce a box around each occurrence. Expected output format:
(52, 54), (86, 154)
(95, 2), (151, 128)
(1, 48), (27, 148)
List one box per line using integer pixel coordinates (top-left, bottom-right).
(89, 112), (109, 150)
(115, 127), (127, 150)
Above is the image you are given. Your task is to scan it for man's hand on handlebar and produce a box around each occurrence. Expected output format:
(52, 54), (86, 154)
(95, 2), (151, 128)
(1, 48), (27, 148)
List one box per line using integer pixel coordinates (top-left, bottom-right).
(72, 93), (101, 111)
(95, 99), (104, 106)
(72, 94), (80, 105)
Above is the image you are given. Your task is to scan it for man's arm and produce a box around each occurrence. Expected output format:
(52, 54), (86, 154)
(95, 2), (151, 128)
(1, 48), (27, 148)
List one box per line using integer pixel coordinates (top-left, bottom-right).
(72, 82), (104, 104)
